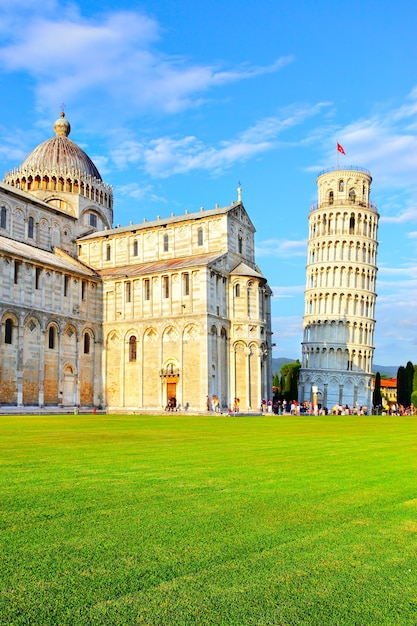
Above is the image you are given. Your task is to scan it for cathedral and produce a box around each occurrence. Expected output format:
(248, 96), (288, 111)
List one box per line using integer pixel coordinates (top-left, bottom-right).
(0, 112), (273, 412)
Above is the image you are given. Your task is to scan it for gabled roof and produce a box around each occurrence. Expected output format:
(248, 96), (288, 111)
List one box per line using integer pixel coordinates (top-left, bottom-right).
(0, 235), (99, 277)
(78, 201), (255, 241)
(230, 261), (265, 279)
(98, 252), (226, 279)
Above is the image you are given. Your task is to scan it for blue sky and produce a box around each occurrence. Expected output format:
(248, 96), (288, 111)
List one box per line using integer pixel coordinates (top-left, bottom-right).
(0, 0), (416, 367)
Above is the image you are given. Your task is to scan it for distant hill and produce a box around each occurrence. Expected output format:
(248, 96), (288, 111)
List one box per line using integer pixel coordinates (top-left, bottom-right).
(372, 365), (399, 378)
(272, 358), (298, 374)
(272, 358), (399, 378)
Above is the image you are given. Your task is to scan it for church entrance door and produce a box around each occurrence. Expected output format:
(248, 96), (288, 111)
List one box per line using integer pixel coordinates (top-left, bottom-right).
(166, 380), (177, 410)
(63, 365), (76, 406)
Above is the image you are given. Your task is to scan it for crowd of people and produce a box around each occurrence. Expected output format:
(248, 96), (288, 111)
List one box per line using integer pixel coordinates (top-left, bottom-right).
(198, 396), (416, 416)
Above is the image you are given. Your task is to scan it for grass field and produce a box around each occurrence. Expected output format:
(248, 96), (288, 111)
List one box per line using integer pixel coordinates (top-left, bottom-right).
(0, 414), (416, 625)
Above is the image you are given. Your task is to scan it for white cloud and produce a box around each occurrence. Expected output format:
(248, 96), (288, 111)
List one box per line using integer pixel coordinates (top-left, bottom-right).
(0, 5), (291, 117)
(331, 88), (417, 194)
(109, 103), (330, 178)
(380, 206), (417, 224)
(270, 284), (305, 299)
(256, 238), (307, 258)
(117, 182), (167, 204)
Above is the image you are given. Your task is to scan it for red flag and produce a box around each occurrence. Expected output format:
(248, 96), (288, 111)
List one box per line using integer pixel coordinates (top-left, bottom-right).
(337, 143), (346, 155)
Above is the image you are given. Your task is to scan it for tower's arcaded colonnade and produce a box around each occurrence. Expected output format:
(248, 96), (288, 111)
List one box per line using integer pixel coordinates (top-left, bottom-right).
(298, 167), (379, 410)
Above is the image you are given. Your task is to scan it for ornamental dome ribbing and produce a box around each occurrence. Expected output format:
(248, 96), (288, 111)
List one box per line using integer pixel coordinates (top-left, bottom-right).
(18, 112), (102, 181)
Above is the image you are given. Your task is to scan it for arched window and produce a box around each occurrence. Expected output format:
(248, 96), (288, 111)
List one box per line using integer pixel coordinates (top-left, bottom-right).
(328, 191), (334, 205)
(349, 216), (355, 234)
(1, 206), (6, 229)
(48, 326), (55, 349)
(5, 318), (13, 344)
(126, 281), (132, 303)
(163, 275), (169, 298)
(235, 284), (240, 297)
(339, 180), (344, 192)
(144, 278), (150, 301)
(28, 216), (34, 238)
(84, 332), (90, 354)
(183, 273), (190, 296)
(238, 236), (243, 254)
(129, 336), (137, 362)
(349, 189), (356, 203)
(198, 227), (203, 246)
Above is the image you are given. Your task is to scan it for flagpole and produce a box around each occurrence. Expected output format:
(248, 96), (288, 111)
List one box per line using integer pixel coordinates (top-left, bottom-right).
(336, 142), (339, 170)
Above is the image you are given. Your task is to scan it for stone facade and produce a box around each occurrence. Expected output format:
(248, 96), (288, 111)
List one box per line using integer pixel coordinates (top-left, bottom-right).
(299, 167), (379, 410)
(0, 114), (272, 412)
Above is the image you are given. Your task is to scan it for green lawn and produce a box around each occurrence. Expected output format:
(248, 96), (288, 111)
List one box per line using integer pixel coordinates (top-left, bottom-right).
(0, 414), (416, 625)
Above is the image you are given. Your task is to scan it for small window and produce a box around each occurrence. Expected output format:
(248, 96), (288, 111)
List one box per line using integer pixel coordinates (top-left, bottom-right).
(0, 206), (6, 229)
(84, 332), (90, 354)
(235, 284), (240, 297)
(48, 326), (55, 349)
(339, 180), (344, 192)
(328, 191), (334, 205)
(14, 261), (20, 284)
(129, 336), (137, 362)
(133, 240), (138, 256)
(163, 275), (169, 298)
(35, 267), (41, 289)
(126, 281), (131, 303)
(106, 244), (111, 261)
(144, 278), (150, 301)
(5, 318), (13, 344)
(183, 273), (190, 296)
(163, 234), (169, 252)
(28, 216), (34, 238)
(238, 236), (243, 254)
(81, 280), (86, 300)
(349, 189), (356, 203)
(64, 275), (69, 296)
(198, 228), (203, 246)
(89, 213), (97, 228)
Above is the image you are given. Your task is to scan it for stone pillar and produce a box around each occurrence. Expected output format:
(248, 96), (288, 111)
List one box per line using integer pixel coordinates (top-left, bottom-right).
(16, 317), (24, 407)
(38, 328), (45, 407)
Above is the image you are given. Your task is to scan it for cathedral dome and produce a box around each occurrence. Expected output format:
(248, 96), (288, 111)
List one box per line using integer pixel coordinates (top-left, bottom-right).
(18, 112), (102, 181)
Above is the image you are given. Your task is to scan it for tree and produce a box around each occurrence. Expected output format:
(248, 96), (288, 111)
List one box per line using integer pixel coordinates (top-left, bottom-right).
(373, 372), (382, 408)
(397, 366), (407, 406)
(405, 361), (414, 406)
(280, 360), (301, 401)
(272, 373), (280, 389)
(397, 362), (415, 407)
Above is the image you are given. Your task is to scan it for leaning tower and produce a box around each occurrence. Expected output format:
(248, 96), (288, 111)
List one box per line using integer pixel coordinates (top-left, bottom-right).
(298, 167), (379, 411)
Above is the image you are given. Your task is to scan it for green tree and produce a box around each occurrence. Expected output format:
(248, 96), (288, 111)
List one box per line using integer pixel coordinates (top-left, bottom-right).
(272, 373), (280, 389)
(413, 364), (417, 392)
(397, 362), (415, 407)
(397, 366), (406, 406)
(405, 361), (414, 405)
(280, 360), (301, 401)
(411, 390), (417, 410)
(373, 372), (382, 408)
